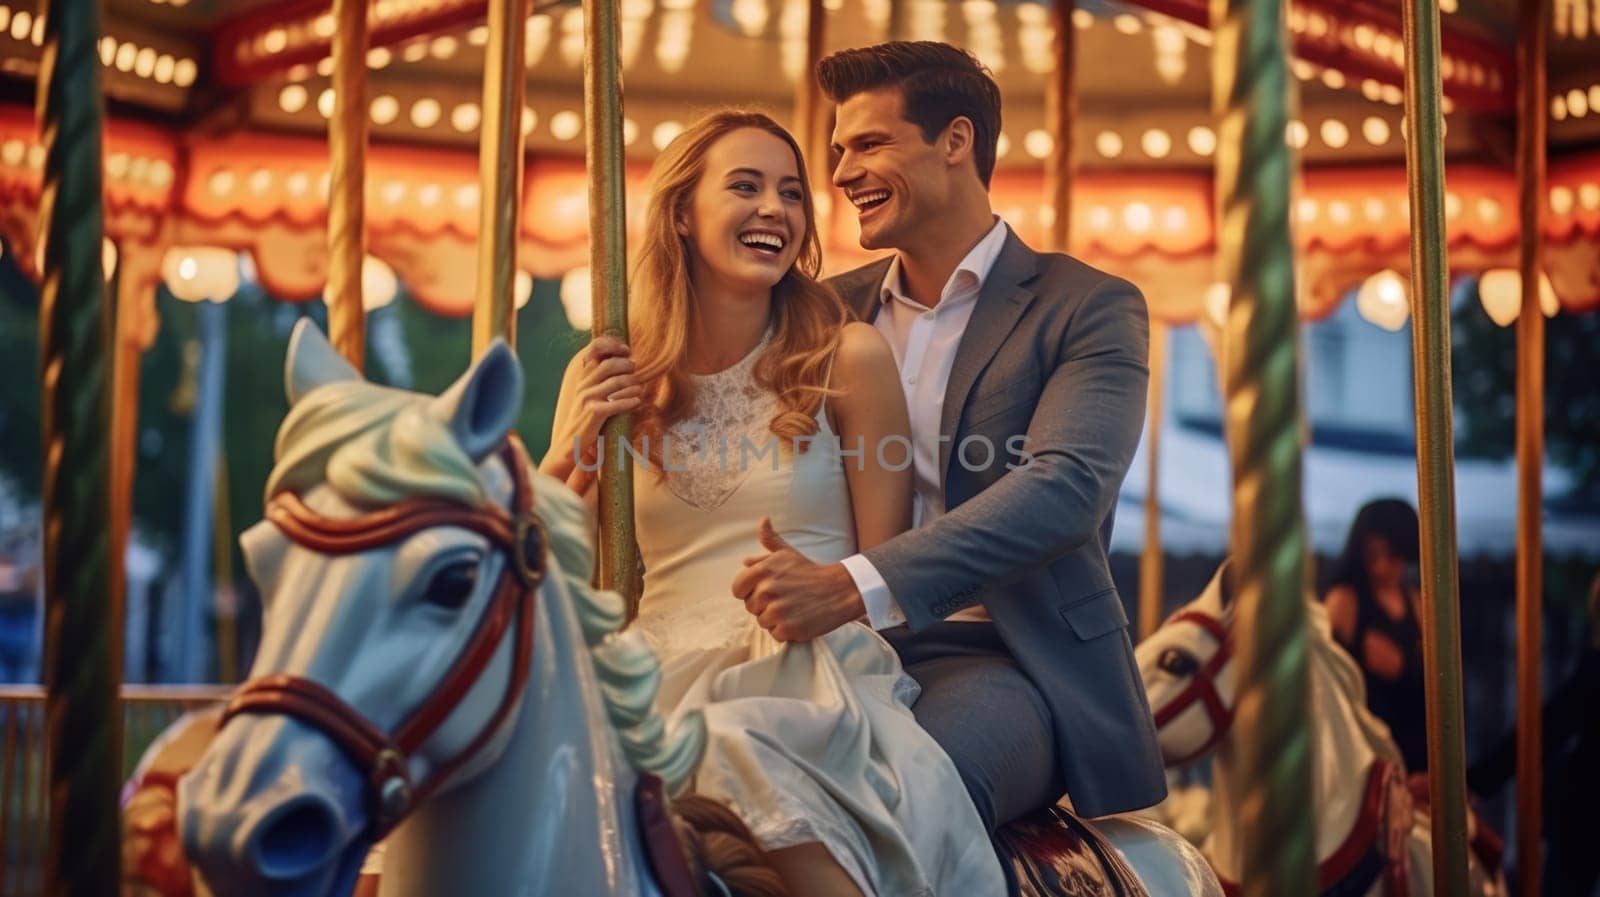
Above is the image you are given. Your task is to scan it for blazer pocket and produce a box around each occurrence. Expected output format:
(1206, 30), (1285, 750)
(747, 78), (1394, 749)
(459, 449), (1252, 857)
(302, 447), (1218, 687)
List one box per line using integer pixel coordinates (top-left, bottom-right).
(1058, 588), (1129, 640)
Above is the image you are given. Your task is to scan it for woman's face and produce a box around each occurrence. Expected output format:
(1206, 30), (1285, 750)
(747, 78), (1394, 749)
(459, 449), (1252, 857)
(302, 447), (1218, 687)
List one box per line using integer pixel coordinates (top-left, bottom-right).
(677, 127), (807, 297)
(1363, 536), (1407, 586)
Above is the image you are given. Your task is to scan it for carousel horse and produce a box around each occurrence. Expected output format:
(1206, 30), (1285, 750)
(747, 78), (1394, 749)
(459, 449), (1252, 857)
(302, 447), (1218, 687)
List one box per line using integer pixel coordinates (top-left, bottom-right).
(1135, 563), (1507, 897)
(173, 321), (1218, 897)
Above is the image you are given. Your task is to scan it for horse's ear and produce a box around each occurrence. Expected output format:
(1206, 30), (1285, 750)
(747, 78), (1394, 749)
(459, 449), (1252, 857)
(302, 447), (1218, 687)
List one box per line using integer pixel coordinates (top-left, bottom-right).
(1214, 558), (1236, 610)
(285, 318), (361, 405)
(431, 340), (524, 462)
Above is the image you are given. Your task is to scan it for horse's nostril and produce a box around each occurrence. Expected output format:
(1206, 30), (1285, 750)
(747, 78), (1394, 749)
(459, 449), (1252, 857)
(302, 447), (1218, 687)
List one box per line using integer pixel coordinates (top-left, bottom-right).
(250, 794), (340, 880)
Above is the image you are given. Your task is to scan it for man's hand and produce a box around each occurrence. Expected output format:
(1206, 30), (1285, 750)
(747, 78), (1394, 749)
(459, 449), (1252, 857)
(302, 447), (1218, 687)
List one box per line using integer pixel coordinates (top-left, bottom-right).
(731, 517), (865, 642)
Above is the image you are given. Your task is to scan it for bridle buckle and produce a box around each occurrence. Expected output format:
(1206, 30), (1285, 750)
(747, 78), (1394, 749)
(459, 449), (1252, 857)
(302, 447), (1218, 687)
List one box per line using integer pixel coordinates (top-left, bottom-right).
(371, 748), (413, 832)
(511, 513), (548, 589)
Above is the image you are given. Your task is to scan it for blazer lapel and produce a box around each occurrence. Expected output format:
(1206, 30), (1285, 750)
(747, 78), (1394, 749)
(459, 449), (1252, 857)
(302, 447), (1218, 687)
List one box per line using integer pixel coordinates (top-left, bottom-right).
(838, 258), (894, 324)
(938, 231), (1039, 486)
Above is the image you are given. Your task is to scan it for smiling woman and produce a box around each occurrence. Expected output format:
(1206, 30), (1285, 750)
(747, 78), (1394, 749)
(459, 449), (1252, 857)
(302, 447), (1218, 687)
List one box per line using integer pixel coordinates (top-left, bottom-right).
(616, 110), (846, 468)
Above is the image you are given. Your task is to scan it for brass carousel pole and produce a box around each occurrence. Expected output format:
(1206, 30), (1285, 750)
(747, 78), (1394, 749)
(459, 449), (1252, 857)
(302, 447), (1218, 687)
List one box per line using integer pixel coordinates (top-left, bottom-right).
(473, 0), (530, 354)
(1514, 0), (1547, 892)
(36, 0), (121, 891)
(109, 253), (135, 645)
(1139, 321), (1168, 639)
(795, 0), (830, 226)
(1212, 0), (1315, 888)
(584, 0), (638, 608)
(1044, 0), (1076, 255)
(1046, 0), (1169, 639)
(1400, 0), (1472, 887)
(327, 0), (368, 368)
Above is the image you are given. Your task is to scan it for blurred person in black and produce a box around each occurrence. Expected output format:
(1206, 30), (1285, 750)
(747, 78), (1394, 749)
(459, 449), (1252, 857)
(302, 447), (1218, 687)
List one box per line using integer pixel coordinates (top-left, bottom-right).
(1323, 498), (1429, 775)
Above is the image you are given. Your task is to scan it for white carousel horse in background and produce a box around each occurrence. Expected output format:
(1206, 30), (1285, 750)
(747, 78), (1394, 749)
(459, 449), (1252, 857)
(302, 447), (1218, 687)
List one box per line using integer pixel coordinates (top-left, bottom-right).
(1136, 563), (1507, 897)
(1140, 771), (1214, 848)
(174, 321), (1218, 897)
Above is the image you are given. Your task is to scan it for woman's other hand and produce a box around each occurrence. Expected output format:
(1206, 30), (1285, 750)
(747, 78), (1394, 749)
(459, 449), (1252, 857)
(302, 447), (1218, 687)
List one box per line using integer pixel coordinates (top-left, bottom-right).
(541, 336), (642, 493)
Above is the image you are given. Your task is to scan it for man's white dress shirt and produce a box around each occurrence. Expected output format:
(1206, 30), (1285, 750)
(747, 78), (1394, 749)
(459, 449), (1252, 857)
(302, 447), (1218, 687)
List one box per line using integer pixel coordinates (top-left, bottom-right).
(839, 217), (1010, 628)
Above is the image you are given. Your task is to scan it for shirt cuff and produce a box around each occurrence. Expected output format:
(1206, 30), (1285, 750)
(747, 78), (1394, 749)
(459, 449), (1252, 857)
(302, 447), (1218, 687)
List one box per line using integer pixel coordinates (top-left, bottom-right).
(840, 554), (906, 629)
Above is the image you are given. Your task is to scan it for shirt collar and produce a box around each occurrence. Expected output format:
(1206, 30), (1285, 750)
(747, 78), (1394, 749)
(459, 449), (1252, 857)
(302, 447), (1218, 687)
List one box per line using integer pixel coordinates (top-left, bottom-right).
(879, 216), (1010, 308)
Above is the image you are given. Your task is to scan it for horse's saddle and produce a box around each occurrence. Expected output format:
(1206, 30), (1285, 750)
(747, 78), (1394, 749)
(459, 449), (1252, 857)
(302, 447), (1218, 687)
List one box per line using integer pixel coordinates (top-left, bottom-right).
(636, 773), (707, 897)
(996, 806), (1151, 897)
(638, 775), (1148, 897)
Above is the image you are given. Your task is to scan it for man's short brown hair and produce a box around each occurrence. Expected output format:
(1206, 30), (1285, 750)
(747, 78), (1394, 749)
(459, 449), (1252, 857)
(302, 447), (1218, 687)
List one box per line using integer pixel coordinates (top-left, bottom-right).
(816, 41), (1003, 188)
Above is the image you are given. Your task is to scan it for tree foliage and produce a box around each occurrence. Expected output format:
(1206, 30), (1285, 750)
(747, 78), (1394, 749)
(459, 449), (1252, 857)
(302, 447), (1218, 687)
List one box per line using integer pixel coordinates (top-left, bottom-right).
(0, 248), (585, 560)
(1451, 283), (1600, 506)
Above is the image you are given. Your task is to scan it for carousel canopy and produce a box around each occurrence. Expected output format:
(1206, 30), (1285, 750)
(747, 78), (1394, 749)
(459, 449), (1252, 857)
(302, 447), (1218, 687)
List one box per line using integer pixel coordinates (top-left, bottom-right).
(0, 0), (1597, 325)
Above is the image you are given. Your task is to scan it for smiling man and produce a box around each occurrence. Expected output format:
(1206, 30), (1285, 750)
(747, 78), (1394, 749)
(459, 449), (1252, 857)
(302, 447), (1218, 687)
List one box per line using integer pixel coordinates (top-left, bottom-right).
(732, 41), (1167, 836)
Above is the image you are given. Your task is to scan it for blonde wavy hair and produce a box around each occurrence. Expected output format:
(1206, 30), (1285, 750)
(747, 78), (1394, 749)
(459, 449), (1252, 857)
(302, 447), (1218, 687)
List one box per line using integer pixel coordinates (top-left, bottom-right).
(628, 110), (846, 458)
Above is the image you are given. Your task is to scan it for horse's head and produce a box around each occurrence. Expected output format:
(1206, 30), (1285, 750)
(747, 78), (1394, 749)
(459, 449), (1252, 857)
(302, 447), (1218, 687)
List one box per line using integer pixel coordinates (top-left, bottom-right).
(179, 321), (544, 897)
(1135, 563), (1238, 767)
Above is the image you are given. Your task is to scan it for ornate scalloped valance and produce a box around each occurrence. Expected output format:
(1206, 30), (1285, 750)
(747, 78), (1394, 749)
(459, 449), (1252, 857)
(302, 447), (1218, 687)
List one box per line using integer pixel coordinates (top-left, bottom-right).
(3, 103), (1597, 322)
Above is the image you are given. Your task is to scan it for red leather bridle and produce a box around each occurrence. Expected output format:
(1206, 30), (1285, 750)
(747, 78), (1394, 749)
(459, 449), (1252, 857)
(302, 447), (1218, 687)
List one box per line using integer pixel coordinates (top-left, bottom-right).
(1150, 609), (1236, 767)
(222, 435), (548, 840)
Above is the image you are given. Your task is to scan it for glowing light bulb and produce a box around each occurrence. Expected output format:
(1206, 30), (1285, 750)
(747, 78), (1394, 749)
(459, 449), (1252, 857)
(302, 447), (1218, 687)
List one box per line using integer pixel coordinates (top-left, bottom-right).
(1356, 270), (1409, 331)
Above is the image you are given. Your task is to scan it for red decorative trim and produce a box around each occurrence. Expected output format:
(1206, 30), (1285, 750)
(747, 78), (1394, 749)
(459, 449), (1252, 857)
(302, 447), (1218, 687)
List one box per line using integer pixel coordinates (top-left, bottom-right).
(211, 0), (489, 88)
(1151, 610), (1235, 767)
(1407, 775), (1505, 876)
(635, 774), (702, 897)
(1126, 0), (1511, 113)
(1216, 759), (1395, 896)
(122, 767), (184, 806)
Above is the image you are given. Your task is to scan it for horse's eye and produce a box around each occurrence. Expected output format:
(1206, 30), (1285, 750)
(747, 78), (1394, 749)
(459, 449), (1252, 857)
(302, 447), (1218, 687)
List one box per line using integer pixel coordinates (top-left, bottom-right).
(1159, 648), (1199, 677)
(423, 560), (478, 610)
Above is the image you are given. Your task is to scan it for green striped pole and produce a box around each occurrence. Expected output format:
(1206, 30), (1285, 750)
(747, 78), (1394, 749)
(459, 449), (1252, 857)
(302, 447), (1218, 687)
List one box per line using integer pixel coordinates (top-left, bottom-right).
(1211, 0), (1316, 888)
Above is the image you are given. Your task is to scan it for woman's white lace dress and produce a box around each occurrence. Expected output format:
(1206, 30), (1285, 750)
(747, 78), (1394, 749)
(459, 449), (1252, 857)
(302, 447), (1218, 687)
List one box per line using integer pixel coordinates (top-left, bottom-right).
(631, 340), (1005, 897)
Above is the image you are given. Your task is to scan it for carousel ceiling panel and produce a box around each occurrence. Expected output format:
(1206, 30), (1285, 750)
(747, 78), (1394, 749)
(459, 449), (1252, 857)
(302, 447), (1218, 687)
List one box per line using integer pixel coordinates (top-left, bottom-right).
(106, 0), (282, 31)
(234, 1), (1499, 171)
(0, 3), (201, 112)
(7, 0), (1559, 166)
(1549, 0), (1600, 73)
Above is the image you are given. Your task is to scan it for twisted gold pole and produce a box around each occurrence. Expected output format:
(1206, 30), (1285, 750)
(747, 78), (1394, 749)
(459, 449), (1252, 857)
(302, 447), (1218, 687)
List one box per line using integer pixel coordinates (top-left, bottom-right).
(1400, 0), (1472, 889)
(1514, 2), (1547, 894)
(327, 0), (368, 369)
(584, 0), (638, 611)
(473, 0), (530, 355)
(1211, 0), (1315, 888)
(1044, 0), (1077, 253)
(36, 0), (121, 891)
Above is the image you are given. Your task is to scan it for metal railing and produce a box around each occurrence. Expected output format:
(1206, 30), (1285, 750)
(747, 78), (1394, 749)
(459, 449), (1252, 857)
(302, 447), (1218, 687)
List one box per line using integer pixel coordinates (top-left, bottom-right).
(0, 684), (230, 895)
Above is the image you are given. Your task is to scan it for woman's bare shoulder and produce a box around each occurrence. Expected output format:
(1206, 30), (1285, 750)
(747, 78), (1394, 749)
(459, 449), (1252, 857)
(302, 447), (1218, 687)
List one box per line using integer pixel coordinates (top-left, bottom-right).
(827, 322), (903, 431)
(833, 321), (895, 378)
(1324, 584), (1359, 635)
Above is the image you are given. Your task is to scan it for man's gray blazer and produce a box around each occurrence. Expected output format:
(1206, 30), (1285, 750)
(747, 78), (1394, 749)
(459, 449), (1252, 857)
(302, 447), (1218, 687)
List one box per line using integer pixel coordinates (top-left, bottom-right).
(825, 226), (1167, 818)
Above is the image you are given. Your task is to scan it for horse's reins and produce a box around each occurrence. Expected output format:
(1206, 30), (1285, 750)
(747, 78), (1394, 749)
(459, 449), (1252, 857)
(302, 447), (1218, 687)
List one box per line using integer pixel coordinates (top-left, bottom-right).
(1150, 609), (1236, 767)
(221, 435), (548, 840)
